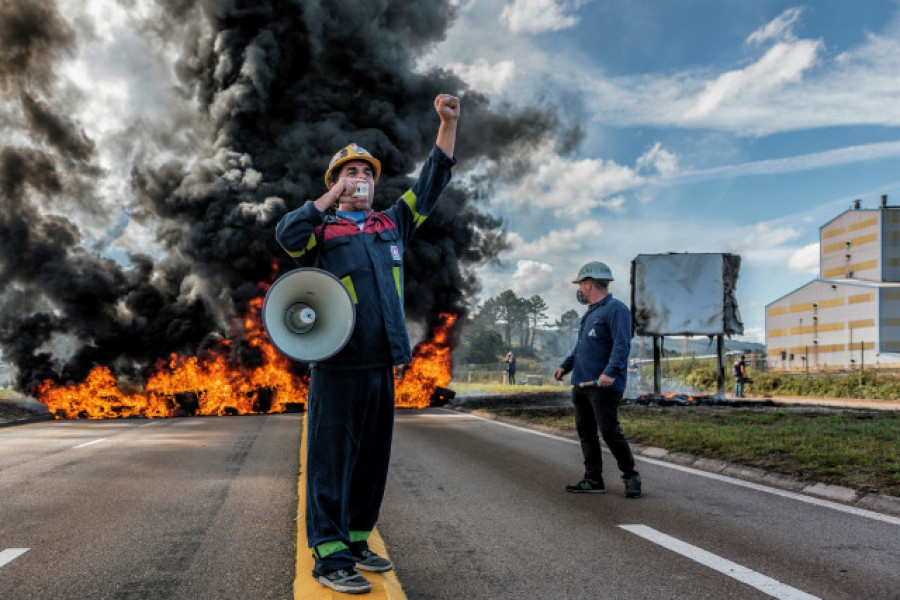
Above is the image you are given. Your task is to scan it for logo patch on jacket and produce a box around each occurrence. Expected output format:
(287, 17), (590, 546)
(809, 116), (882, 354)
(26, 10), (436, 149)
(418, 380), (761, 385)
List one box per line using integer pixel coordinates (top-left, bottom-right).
(588, 328), (597, 337)
(391, 245), (400, 261)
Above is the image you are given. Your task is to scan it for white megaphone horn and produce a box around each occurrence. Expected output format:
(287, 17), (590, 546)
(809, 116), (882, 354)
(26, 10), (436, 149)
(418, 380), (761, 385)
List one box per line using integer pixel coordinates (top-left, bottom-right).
(262, 268), (356, 362)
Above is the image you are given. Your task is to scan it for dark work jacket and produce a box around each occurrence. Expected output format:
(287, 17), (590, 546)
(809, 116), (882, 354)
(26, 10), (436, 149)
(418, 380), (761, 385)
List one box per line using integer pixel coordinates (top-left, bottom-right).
(559, 294), (632, 391)
(275, 145), (456, 369)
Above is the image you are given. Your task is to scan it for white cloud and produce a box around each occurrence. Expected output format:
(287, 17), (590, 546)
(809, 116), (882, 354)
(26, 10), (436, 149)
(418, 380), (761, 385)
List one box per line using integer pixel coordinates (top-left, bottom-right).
(500, 0), (582, 33)
(787, 242), (820, 274)
(510, 260), (556, 294)
(449, 58), (516, 94)
(741, 326), (766, 344)
(678, 141), (900, 182)
(746, 7), (804, 45)
(724, 223), (814, 269)
(636, 142), (679, 176)
(578, 21), (900, 136)
(507, 219), (604, 258)
(726, 223), (801, 254)
(683, 39), (821, 121)
(503, 144), (643, 217)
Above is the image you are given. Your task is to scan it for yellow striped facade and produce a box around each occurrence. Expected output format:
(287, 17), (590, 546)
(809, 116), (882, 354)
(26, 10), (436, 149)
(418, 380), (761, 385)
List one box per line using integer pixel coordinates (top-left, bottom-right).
(848, 293), (874, 304)
(789, 325), (815, 335)
(853, 232), (878, 245)
(769, 320), (873, 337)
(848, 318), (875, 329)
(822, 259), (879, 278)
(771, 342), (875, 356)
(849, 217), (878, 232)
(822, 232), (878, 255)
(818, 298), (845, 309)
(789, 302), (816, 313)
(816, 343), (850, 354)
(822, 241), (846, 254)
(768, 208), (900, 370)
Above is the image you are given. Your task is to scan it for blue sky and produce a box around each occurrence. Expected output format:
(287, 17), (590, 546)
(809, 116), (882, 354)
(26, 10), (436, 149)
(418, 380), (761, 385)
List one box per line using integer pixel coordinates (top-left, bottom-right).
(414, 0), (900, 343)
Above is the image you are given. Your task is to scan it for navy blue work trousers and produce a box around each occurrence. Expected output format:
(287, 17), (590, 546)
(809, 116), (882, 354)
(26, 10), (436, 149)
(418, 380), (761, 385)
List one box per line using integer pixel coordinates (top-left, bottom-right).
(306, 366), (395, 573)
(572, 386), (637, 481)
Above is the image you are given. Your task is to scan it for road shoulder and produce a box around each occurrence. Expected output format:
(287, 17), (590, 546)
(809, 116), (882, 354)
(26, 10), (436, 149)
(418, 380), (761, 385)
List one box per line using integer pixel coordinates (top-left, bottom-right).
(456, 405), (900, 519)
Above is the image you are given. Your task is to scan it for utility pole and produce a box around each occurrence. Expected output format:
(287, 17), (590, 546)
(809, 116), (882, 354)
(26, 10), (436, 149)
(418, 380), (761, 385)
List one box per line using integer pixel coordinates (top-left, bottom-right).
(849, 327), (853, 372)
(813, 302), (818, 372)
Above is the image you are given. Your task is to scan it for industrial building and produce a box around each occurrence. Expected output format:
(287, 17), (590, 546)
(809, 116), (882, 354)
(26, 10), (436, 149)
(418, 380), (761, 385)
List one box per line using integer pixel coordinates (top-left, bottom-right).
(766, 195), (900, 372)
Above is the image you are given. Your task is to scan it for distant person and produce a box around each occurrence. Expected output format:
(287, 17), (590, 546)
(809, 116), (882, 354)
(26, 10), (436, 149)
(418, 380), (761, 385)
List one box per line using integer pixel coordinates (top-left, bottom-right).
(553, 261), (641, 499)
(733, 355), (747, 398)
(506, 351), (516, 385)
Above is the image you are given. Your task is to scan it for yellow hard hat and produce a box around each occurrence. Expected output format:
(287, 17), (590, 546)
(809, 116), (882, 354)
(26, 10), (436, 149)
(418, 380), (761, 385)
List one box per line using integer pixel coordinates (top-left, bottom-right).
(324, 143), (381, 187)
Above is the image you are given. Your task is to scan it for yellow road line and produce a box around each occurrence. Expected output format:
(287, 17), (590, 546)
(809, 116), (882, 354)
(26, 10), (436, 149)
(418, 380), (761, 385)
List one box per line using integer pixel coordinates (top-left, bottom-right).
(295, 413), (408, 599)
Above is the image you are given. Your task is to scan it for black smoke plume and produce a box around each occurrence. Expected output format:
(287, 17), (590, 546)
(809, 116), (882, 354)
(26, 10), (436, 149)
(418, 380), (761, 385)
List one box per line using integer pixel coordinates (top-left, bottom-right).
(0, 0), (577, 392)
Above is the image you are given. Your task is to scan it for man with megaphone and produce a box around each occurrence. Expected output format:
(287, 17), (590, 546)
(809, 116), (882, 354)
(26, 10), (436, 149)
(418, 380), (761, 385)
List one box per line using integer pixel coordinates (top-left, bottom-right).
(275, 94), (459, 594)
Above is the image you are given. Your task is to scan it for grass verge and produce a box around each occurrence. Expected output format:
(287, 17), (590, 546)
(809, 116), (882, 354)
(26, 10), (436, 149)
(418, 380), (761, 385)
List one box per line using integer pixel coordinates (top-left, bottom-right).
(458, 398), (900, 497)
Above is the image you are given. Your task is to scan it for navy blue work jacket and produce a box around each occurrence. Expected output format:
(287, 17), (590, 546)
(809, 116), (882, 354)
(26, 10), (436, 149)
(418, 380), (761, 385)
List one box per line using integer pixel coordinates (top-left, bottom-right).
(275, 145), (456, 368)
(559, 294), (632, 391)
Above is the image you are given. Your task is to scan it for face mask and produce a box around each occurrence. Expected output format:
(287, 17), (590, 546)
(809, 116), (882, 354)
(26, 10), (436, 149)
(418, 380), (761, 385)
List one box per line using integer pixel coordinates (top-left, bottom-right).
(576, 289), (588, 304)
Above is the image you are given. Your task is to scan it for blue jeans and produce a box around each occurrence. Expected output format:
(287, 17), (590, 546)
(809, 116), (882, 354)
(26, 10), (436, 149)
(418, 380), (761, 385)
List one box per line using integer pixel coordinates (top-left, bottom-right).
(572, 386), (637, 481)
(734, 378), (744, 397)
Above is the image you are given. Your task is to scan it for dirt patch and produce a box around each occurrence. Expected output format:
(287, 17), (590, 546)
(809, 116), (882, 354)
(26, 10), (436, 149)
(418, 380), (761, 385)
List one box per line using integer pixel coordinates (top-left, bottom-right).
(0, 393), (48, 425)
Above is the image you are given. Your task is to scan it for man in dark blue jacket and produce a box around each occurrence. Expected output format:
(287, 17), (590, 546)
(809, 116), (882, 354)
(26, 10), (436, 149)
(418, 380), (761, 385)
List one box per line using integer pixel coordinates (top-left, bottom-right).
(554, 261), (641, 498)
(276, 94), (459, 594)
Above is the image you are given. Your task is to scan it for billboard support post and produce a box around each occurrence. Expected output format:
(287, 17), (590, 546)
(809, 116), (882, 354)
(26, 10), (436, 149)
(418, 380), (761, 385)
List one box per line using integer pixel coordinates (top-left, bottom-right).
(717, 334), (725, 398)
(653, 336), (662, 397)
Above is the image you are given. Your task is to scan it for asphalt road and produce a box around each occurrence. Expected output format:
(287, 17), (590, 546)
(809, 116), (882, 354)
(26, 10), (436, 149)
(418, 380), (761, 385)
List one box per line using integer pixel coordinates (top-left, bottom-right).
(0, 414), (300, 600)
(2, 409), (898, 600)
(378, 408), (900, 600)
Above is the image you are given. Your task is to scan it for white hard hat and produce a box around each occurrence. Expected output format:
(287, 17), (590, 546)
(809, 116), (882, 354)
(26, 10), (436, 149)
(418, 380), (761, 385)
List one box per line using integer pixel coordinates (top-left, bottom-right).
(572, 261), (614, 283)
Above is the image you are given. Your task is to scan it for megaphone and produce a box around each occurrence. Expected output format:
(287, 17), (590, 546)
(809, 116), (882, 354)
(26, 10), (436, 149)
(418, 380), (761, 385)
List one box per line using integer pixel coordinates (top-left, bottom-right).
(263, 268), (356, 362)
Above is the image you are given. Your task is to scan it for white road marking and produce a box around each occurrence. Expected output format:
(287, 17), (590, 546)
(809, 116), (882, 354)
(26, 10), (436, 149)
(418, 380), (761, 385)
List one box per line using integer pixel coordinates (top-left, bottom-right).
(619, 525), (820, 600)
(73, 438), (108, 449)
(434, 408), (900, 526)
(0, 548), (29, 569)
(632, 454), (900, 526)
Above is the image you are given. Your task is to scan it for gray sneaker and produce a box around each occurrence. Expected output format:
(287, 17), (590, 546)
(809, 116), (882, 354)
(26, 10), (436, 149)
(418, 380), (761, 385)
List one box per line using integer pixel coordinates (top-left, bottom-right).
(353, 548), (393, 572)
(314, 567), (371, 594)
(624, 473), (642, 498)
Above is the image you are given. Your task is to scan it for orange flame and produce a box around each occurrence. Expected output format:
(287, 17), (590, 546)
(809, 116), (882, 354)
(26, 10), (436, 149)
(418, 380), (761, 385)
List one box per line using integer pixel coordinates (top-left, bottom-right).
(36, 298), (458, 418)
(36, 294), (308, 419)
(394, 313), (457, 408)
